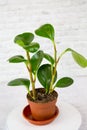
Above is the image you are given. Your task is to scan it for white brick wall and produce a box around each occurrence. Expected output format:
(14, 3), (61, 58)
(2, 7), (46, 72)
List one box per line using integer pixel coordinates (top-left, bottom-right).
(0, 0), (87, 81)
(0, 0), (87, 82)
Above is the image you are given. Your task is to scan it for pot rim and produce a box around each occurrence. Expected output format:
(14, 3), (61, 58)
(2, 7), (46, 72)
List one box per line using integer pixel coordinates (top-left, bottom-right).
(27, 88), (58, 104)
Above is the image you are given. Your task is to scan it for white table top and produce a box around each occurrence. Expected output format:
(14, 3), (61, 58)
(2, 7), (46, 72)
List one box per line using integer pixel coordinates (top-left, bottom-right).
(6, 102), (81, 130)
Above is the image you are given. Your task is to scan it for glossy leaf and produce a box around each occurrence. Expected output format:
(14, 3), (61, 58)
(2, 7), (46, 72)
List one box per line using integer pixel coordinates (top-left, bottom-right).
(8, 78), (30, 90)
(65, 48), (87, 68)
(23, 42), (40, 53)
(35, 24), (55, 41)
(8, 55), (27, 63)
(44, 53), (54, 64)
(37, 64), (57, 90)
(30, 50), (44, 74)
(14, 32), (34, 47)
(55, 77), (74, 88)
(72, 50), (87, 68)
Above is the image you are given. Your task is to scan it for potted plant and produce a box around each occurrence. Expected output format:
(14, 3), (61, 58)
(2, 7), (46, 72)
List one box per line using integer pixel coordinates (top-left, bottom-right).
(8, 24), (87, 125)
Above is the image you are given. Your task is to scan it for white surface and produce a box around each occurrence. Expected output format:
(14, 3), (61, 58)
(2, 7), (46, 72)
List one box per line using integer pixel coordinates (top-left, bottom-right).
(0, 0), (87, 130)
(6, 102), (81, 130)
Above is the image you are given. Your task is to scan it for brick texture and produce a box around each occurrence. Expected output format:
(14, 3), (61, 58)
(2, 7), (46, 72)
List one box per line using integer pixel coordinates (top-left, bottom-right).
(0, 0), (87, 81)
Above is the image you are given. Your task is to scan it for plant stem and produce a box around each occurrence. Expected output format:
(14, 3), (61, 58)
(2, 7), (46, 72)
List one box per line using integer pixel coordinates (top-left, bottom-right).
(53, 41), (57, 62)
(51, 49), (69, 90)
(26, 51), (36, 99)
(49, 40), (57, 92)
(56, 48), (68, 64)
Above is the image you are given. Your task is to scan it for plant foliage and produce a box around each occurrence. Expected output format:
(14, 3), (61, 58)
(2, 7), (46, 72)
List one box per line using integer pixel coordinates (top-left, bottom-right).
(8, 23), (87, 99)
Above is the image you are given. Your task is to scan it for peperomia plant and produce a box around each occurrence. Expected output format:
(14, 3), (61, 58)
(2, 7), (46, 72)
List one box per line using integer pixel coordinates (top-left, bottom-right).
(8, 24), (87, 100)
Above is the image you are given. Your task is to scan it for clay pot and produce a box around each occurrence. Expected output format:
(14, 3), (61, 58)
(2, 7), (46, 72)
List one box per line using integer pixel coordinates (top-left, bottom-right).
(27, 88), (58, 121)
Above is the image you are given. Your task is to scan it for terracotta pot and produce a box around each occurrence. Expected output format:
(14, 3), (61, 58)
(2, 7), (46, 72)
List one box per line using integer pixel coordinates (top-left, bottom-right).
(27, 88), (58, 121)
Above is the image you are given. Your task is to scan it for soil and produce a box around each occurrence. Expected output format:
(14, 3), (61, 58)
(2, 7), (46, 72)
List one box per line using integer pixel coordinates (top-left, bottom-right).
(27, 88), (58, 103)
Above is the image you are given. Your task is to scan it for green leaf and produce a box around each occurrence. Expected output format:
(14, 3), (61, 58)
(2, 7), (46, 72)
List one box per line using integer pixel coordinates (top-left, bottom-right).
(23, 42), (40, 53)
(44, 53), (54, 64)
(72, 50), (87, 68)
(30, 50), (44, 74)
(8, 55), (27, 63)
(65, 48), (87, 68)
(37, 64), (57, 90)
(14, 32), (34, 47)
(8, 78), (30, 91)
(37, 64), (51, 89)
(55, 77), (74, 88)
(35, 24), (55, 41)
